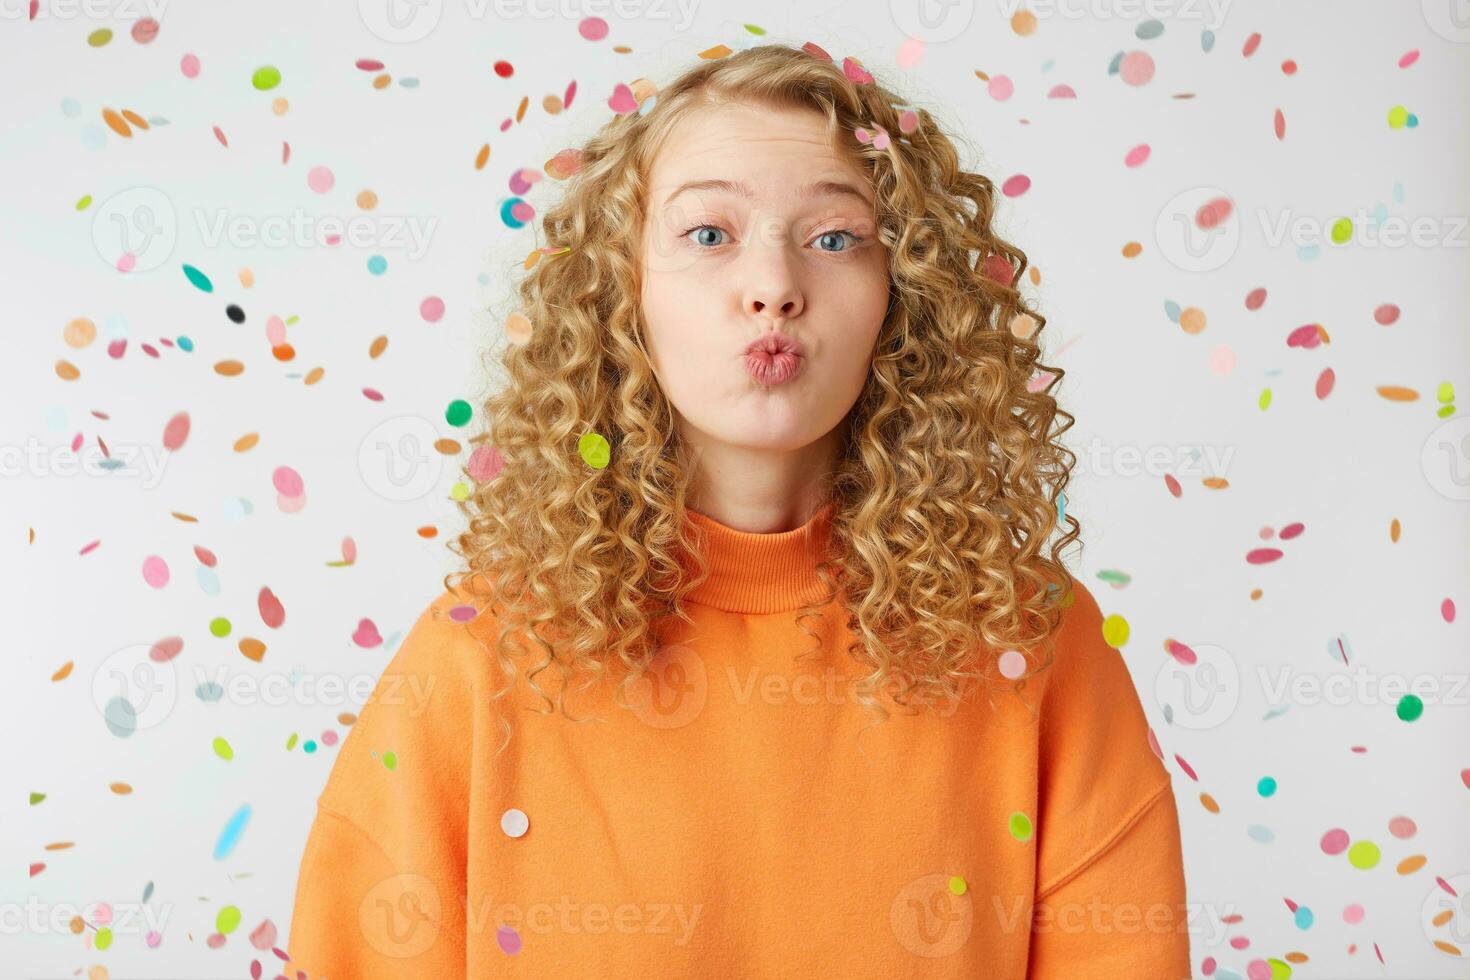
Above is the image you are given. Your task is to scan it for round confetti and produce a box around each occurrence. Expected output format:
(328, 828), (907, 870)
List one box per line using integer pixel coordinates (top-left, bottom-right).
(1257, 776), (1277, 797)
(421, 296), (445, 322)
(64, 317), (97, 348)
(1343, 903), (1364, 923)
(578, 432), (611, 469)
(467, 444), (505, 483)
(1008, 811), (1033, 841)
(1294, 906), (1313, 929)
(493, 60), (514, 78)
(445, 399), (472, 427)
(505, 311), (532, 344)
(1119, 51), (1155, 86)
(383, 750), (397, 770)
(497, 924), (521, 954)
(209, 617), (232, 638)
(1396, 694), (1423, 721)
(181, 53), (201, 78)
(997, 649), (1027, 679)
(1388, 816), (1417, 839)
(1001, 174), (1030, 197)
(142, 555), (170, 588)
(579, 16), (609, 41)
(251, 66), (281, 91)
(1320, 828), (1349, 855)
(501, 807), (530, 838)
(1347, 839), (1380, 869)
(307, 165), (335, 194)
(988, 75), (1014, 101)
(1101, 613), (1130, 648)
(132, 17), (159, 43)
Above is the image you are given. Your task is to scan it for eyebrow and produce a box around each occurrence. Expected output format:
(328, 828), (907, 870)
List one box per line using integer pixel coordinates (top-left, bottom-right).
(665, 178), (873, 208)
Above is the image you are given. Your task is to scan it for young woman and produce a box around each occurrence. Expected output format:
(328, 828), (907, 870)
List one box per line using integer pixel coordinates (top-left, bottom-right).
(287, 42), (1189, 979)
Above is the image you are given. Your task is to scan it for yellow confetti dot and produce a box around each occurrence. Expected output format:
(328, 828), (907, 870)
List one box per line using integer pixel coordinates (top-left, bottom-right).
(1347, 839), (1379, 869)
(212, 737), (234, 761)
(1101, 613), (1130, 648)
(450, 482), (471, 501)
(948, 875), (967, 895)
(578, 432), (611, 469)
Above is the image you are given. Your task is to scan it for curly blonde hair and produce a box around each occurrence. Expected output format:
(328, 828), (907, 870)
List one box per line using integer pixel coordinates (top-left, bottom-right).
(446, 41), (1081, 756)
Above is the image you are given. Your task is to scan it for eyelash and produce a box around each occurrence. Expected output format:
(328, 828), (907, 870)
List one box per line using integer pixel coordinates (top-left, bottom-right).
(679, 224), (866, 253)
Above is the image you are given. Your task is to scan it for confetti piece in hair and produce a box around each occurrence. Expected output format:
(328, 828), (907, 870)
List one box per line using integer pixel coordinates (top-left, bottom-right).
(801, 41), (833, 62)
(578, 432), (611, 469)
(842, 57), (874, 84)
(698, 44), (733, 60)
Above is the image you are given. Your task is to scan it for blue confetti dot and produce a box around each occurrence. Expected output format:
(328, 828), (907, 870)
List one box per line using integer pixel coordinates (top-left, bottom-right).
(1257, 776), (1277, 797)
(1294, 905), (1314, 930)
(367, 255), (387, 275)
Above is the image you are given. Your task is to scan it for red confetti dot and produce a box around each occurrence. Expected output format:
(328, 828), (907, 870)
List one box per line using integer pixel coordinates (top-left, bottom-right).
(1243, 32), (1262, 57)
(1279, 522), (1304, 540)
(1399, 50), (1419, 69)
(494, 60), (514, 78)
(363, 387), (385, 402)
(1315, 367), (1335, 400)
(1196, 197), (1233, 229)
(1281, 59), (1297, 74)
(1174, 754), (1199, 781)
(1246, 548), (1283, 565)
(1245, 287), (1267, 310)
(1164, 473), (1182, 498)
(1374, 303), (1400, 325)
(356, 58), (385, 71)
(1274, 108), (1285, 140)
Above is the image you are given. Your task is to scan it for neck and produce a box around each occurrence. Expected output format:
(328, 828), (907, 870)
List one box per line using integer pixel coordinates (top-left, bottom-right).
(681, 423), (843, 533)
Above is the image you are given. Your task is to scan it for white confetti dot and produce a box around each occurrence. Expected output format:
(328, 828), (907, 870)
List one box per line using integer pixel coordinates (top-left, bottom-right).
(501, 807), (529, 838)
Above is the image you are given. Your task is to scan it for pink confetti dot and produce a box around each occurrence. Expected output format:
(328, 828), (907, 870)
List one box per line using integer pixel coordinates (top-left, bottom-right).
(988, 75), (1014, 101)
(142, 555), (170, 589)
(1441, 598), (1455, 623)
(94, 903), (113, 926)
(1374, 303), (1400, 325)
(1119, 51), (1155, 86)
(278, 491), (307, 513)
(579, 16), (608, 40)
(1246, 959), (1270, 980)
(181, 53), (200, 78)
(321, 729), (339, 746)
(420, 296), (445, 322)
(145, 930), (162, 947)
(448, 604), (480, 623)
(510, 200), (536, 223)
(1230, 936), (1250, 950)
(497, 924), (521, 954)
(1208, 345), (1236, 375)
(1001, 174), (1031, 197)
(1343, 903), (1364, 924)
(467, 444), (505, 482)
(896, 36), (925, 70)
(1388, 816), (1416, 839)
(117, 253), (137, 272)
(997, 649), (1027, 679)
(1321, 827), (1349, 855)
(1124, 144), (1150, 167)
(272, 465), (304, 497)
(1201, 956), (1216, 975)
(307, 165), (335, 194)
(1399, 50), (1419, 69)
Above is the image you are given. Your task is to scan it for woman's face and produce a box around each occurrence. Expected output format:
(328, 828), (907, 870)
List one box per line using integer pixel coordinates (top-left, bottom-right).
(639, 102), (890, 456)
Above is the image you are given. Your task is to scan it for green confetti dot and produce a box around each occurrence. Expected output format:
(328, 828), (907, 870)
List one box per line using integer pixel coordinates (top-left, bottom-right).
(182, 263), (215, 293)
(285, 732), (298, 750)
(1436, 382), (1454, 404)
(383, 750), (397, 770)
(95, 926), (113, 950)
(948, 875), (967, 895)
(1396, 694), (1424, 721)
(1259, 387), (1272, 410)
(1387, 105), (1409, 129)
(445, 399), (473, 427)
(212, 736), (233, 761)
(1330, 218), (1353, 244)
(86, 28), (113, 47)
(1347, 839), (1380, 869)
(252, 65), (282, 91)
(30, 792), (45, 806)
(1257, 776), (1277, 797)
(209, 616), (231, 637)
(1268, 957), (1293, 979)
(1101, 613), (1130, 648)
(216, 905), (241, 934)
(578, 431), (611, 469)
(76, 194), (92, 211)
(1008, 811), (1034, 842)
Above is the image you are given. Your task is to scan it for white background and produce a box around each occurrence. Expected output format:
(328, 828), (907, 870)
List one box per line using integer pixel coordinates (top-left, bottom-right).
(4, 0), (1468, 977)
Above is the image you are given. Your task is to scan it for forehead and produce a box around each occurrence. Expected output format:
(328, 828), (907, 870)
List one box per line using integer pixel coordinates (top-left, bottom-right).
(645, 102), (872, 207)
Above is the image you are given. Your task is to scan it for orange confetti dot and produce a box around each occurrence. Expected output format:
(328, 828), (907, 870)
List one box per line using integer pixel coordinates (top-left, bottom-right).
(1200, 792), (1220, 813)
(234, 433), (260, 452)
(1202, 477), (1230, 490)
(102, 107), (132, 137)
(64, 317), (97, 348)
(433, 438), (462, 455)
(121, 108), (148, 129)
(1011, 9), (1038, 35)
(416, 525), (438, 538)
(475, 144), (491, 170)
(1390, 518), (1400, 542)
(214, 360), (245, 376)
(271, 344), (294, 361)
(369, 336), (388, 358)
(1376, 385), (1419, 402)
(109, 782), (133, 794)
(1179, 307), (1207, 334)
(1122, 242), (1142, 257)
(1396, 854), (1427, 874)
(357, 190), (379, 210)
(52, 661), (74, 682)
(55, 360), (80, 380)
(373, 73), (392, 89)
(698, 44), (734, 59)
(304, 366), (325, 385)
(238, 638), (266, 662)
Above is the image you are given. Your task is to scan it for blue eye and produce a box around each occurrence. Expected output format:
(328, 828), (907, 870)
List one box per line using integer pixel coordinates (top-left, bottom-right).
(813, 230), (862, 252)
(683, 225), (728, 247)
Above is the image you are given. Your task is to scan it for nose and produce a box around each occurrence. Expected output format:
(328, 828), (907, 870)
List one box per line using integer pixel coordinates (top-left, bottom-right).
(742, 215), (804, 325)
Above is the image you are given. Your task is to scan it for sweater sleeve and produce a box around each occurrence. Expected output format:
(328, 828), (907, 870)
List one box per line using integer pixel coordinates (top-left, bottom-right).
(1027, 580), (1191, 979)
(283, 591), (488, 979)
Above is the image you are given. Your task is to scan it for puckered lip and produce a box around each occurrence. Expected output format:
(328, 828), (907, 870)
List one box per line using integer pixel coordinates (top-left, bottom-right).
(744, 331), (805, 357)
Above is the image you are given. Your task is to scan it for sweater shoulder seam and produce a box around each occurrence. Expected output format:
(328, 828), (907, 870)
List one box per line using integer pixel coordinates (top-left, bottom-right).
(1036, 779), (1173, 899)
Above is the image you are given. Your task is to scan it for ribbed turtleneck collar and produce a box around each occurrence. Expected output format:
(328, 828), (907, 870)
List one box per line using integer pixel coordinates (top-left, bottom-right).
(681, 501), (839, 614)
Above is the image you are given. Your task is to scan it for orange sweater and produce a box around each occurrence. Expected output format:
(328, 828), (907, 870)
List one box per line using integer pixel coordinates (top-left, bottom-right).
(286, 502), (1190, 978)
